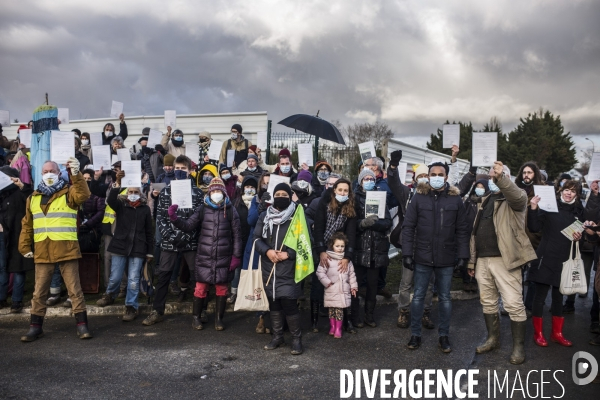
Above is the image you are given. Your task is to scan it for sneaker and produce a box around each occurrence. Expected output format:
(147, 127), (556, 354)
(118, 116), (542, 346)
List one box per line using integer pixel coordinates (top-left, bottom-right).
(45, 294), (62, 306)
(227, 293), (237, 304)
(96, 294), (114, 307)
(439, 336), (452, 353)
(122, 306), (138, 322)
(10, 302), (23, 313)
(62, 298), (72, 308)
(562, 303), (575, 314)
(591, 322), (600, 335)
(142, 310), (164, 326)
(169, 282), (181, 295)
(377, 287), (392, 299)
(407, 335), (421, 350)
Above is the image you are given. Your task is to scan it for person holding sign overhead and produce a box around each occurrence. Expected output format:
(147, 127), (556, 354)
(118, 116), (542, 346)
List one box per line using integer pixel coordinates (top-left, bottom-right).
(101, 113), (127, 146)
(160, 127), (186, 158)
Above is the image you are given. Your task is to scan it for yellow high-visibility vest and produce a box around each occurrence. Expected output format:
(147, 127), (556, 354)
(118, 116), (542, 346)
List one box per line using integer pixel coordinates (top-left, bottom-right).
(102, 189), (127, 224)
(30, 193), (78, 242)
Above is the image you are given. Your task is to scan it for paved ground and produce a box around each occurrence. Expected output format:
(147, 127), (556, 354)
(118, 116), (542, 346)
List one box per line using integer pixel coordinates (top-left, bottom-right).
(0, 298), (598, 399)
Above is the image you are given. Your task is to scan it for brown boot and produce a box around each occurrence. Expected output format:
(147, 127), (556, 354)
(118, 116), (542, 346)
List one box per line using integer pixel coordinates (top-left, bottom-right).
(397, 309), (409, 329)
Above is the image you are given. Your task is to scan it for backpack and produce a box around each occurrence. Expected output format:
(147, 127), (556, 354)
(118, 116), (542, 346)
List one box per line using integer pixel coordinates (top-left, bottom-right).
(226, 139), (249, 167)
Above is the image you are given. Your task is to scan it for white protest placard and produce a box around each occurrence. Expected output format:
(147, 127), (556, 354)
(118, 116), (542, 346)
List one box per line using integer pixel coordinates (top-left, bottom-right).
(110, 101), (123, 118)
(267, 175), (291, 197)
(121, 160), (142, 188)
(117, 148), (131, 161)
(365, 191), (387, 219)
(147, 129), (162, 147)
(443, 124), (460, 148)
(586, 153), (600, 183)
(50, 131), (75, 164)
(472, 132), (497, 167)
(19, 129), (32, 147)
(534, 185), (558, 213)
(58, 108), (69, 125)
(0, 111), (10, 127)
(111, 154), (119, 166)
(256, 131), (268, 150)
(297, 143), (313, 167)
(185, 142), (199, 164)
(397, 162), (408, 185)
(0, 171), (14, 191)
(208, 140), (223, 161)
(358, 141), (376, 163)
(170, 179), (193, 208)
(92, 145), (111, 170)
(152, 182), (166, 193)
(164, 110), (176, 128)
(226, 149), (235, 167)
(90, 132), (103, 147)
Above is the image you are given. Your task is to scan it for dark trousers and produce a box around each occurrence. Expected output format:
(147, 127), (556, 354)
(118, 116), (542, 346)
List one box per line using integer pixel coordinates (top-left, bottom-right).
(355, 265), (378, 303)
(152, 250), (196, 314)
(532, 283), (563, 317)
(592, 289), (600, 323)
(309, 271), (324, 302)
(268, 297), (299, 316)
(377, 265), (387, 291)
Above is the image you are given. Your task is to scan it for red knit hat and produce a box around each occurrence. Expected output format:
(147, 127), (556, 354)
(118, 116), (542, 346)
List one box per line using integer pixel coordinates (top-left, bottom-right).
(279, 148), (291, 159)
(208, 177), (227, 195)
(17, 124), (28, 133)
(249, 145), (257, 153)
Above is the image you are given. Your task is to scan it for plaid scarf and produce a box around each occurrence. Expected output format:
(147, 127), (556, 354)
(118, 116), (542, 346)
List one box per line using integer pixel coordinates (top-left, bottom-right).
(36, 178), (66, 196)
(262, 202), (296, 238)
(324, 209), (347, 242)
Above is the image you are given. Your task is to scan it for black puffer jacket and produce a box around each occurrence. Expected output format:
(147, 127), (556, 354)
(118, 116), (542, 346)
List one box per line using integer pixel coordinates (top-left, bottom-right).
(0, 184), (34, 273)
(354, 188), (393, 269)
(172, 200), (243, 285)
(401, 182), (470, 267)
(156, 179), (204, 251)
(106, 188), (154, 258)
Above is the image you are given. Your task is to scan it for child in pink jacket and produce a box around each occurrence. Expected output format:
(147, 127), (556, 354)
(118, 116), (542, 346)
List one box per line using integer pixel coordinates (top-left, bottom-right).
(316, 232), (358, 338)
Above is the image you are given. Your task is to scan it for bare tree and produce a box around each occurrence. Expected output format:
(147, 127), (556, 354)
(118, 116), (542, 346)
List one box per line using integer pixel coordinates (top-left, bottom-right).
(343, 121), (393, 151)
(579, 146), (593, 175)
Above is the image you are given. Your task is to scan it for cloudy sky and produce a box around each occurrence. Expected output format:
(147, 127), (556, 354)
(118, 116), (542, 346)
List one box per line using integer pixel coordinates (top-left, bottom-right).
(1, 0), (599, 154)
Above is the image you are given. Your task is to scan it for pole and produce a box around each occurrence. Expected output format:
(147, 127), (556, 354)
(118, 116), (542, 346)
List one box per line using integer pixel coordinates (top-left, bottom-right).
(266, 119), (272, 163)
(314, 135), (319, 163)
(586, 138), (595, 153)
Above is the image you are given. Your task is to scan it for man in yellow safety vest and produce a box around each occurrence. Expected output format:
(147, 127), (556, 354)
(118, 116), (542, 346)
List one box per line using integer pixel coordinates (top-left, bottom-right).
(19, 157), (92, 342)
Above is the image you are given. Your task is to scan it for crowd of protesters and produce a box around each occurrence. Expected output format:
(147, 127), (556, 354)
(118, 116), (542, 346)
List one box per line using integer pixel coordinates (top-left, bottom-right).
(0, 114), (599, 364)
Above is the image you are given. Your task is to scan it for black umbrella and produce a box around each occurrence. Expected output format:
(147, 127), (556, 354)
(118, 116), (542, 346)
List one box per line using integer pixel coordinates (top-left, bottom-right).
(278, 113), (346, 145)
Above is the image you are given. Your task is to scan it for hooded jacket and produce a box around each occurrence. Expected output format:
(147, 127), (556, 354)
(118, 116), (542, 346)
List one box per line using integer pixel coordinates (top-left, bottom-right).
(354, 187), (393, 268)
(160, 133), (186, 158)
(0, 183), (34, 273)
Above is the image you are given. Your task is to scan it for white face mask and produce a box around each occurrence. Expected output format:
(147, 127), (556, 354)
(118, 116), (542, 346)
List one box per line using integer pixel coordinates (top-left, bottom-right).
(211, 192), (224, 203)
(128, 194), (140, 202)
(105, 131), (114, 136)
(81, 139), (89, 145)
(231, 133), (238, 140)
(42, 173), (59, 186)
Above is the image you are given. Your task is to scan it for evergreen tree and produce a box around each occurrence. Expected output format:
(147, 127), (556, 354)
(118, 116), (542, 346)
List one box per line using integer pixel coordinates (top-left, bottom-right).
(427, 121), (474, 161)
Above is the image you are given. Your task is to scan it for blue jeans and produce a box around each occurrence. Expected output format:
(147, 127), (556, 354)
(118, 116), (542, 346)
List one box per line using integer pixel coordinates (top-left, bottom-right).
(106, 255), (144, 309)
(50, 265), (63, 290)
(411, 264), (453, 337)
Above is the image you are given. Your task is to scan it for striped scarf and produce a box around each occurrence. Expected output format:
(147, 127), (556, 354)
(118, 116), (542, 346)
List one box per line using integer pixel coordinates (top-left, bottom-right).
(324, 210), (347, 242)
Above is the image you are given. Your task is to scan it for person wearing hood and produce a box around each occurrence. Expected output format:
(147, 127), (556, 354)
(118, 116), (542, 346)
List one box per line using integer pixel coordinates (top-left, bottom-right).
(74, 135), (91, 170)
(95, 171), (153, 322)
(197, 130), (217, 169)
(101, 114), (128, 145)
(155, 154), (176, 186)
(292, 170), (317, 210)
(273, 148), (298, 183)
(240, 154), (264, 179)
(160, 126), (186, 158)
(79, 132), (92, 158)
(194, 163), (218, 195)
(0, 166), (34, 313)
(219, 124), (252, 168)
(169, 177), (243, 331)
(9, 125), (32, 186)
(219, 164), (239, 200)
(556, 173), (573, 190)
(461, 177), (489, 293)
(312, 161), (333, 198)
(134, 129), (164, 183)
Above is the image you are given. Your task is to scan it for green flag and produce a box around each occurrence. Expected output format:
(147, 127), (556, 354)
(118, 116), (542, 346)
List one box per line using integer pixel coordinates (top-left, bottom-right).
(282, 205), (314, 283)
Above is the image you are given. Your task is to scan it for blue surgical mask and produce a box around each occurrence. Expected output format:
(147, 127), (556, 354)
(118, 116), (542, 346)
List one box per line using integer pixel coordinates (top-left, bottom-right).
(221, 173), (231, 181)
(174, 170), (188, 180)
(248, 166), (257, 172)
(202, 175), (213, 185)
(335, 194), (349, 203)
(429, 176), (445, 190)
(318, 171), (330, 180)
(417, 177), (429, 185)
(475, 188), (486, 197)
(280, 165), (291, 174)
(362, 181), (375, 191)
(173, 136), (183, 142)
(488, 179), (500, 193)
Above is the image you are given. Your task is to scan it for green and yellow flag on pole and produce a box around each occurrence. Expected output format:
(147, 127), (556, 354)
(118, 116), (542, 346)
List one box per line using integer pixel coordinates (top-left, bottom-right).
(282, 205), (314, 283)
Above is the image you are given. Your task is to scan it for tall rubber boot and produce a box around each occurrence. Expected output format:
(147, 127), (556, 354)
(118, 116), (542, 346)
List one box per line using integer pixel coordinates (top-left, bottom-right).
(476, 313), (500, 354)
(214, 295), (227, 331)
(264, 311), (285, 350)
(550, 316), (572, 347)
(510, 320), (526, 365)
(310, 300), (319, 333)
(192, 296), (204, 330)
(532, 316), (547, 347)
(75, 311), (93, 339)
(287, 313), (303, 355)
(20, 315), (44, 342)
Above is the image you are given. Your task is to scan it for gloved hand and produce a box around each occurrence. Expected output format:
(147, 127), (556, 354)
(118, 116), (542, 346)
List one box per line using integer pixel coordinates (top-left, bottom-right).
(155, 144), (166, 154)
(390, 150), (403, 167)
(168, 204), (179, 221)
(229, 256), (241, 271)
(403, 256), (414, 271)
(455, 258), (468, 272)
(142, 146), (154, 155)
(23, 252), (33, 258)
(67, 157), (80, 175)
(359, 214), (378, 229)
(469, 166), (477, 175)
(258, 192), (271, 213)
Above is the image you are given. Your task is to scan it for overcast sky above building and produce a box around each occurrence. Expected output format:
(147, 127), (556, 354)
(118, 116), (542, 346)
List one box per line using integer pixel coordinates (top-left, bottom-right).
(1, 0), (599, 151)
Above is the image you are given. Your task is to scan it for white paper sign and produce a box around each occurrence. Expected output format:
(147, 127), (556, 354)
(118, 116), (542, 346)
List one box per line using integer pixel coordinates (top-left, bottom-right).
(443, 124), (460, 148)
(111, 155), (119, 165)
(365, 191), (387, 219)
(185, 142), (199, 164)
(92, 145), (111, 170)
(586, 153), (600, 182)
(90, 132), (103, 147)
(117, 148), (131, 161)
(297, 143), (313, 167)
(147, 129), (162, 147)
(358, 141), (376, 163)
(110, 101), (123, 118)
(472, 132), (497, 167)
(170, 180), (193, 208)
(121, 161), (142, 188)
(58, 108), (69, 125)
(0, 111), (10, 127)
(256, 131), (268, 150)
(226, 149), (235, 167)
(534, 185), (559, 213)
(267, 175), (291, 197)
(19, 129), (32, 147)
(208, 140), (223, 161)
(397, 162), (408, 185)
(152, 182), (166, 193)
(164, 110), (176, 128)
(50, 131), (75, 164)
(0, 172), (14, 191)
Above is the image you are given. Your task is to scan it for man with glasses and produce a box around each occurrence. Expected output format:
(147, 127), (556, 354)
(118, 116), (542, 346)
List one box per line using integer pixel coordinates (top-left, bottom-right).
(219, 124), (252, 168)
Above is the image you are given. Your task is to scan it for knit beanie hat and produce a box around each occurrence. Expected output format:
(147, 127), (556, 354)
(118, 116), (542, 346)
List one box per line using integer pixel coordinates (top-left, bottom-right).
(249, 145), (257, 153)
(247, 154), (259, 162)
(297, 170), (312, 183)
(198, 130), (211, 140)
(219, 164), (232, 174)
(231, 124), (243, 134)
(358, 168), (376, 183)
(273, 182), (293, 197)
(315, 161), (332, 172)
(208, 177), (227, 195)
(138, 136), (148, 143)
(164, 154), (175, 166)
(414, 164), (429, 178)
(17, 124), (28, 133)
(279, 148), (291, 159)
(142, 127), (150, 135)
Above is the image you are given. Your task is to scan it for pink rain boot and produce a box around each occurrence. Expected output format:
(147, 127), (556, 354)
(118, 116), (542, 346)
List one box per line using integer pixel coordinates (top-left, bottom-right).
(334, 319), (343, 339)
(329, 318), (335, 336)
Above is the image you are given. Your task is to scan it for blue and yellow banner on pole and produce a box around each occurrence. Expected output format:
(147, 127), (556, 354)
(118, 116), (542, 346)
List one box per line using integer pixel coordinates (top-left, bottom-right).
(282, 205), (314, 283)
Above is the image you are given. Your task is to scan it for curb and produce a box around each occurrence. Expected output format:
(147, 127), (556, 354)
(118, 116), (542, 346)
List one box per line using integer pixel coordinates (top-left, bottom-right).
(0, 291), (479, 319)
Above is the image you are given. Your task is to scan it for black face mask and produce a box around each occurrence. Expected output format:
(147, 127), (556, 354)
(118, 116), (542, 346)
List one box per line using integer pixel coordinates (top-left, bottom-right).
(273, 197), (291, 211)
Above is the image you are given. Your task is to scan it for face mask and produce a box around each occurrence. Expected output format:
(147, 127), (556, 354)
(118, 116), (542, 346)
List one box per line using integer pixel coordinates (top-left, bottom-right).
(318, 171), (329, 180)
(488, 179), (500, 193)
(221, 173), (231, 181)
(174, 170), (188, 180)
(173, 136), (183, 142)
(248, 166), (257, 172)
(81, 139), (89, 145)
(273, 197), (291, 210)
(128, 194), (140, 202)
(429, 176), (445, 190)
(211, 192), (224, 203)
(42, 173), (59, 186)
(475, 188), (486, 197)
(244, 188), (256, 196)
(105, 131), (114, 136)
(362, 181), (375, 191)
(280, 165), (291, 174)
(236, 181), (242, 188)
(335, 194), (349, 203)
(199, 138), (208, 143)
(231, 133), (238, 140)
(417, 177), (429, 185)
(261, 184), (268, 190)
(203, 176), (213, 185)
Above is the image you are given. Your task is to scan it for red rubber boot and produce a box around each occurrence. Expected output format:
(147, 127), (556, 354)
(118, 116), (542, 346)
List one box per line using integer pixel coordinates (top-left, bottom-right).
(532, 316), (548, 347)
(550, 316), (572, 347)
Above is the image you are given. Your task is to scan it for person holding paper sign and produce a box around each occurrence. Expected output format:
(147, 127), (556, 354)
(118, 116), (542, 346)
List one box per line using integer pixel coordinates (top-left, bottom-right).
(219, 165), (239, 199)
(273, 149), (298, 183)
(79, 132), (92, 158)
(527, 180), (594, 348)
(133, 130), (163, 184)
(101, 114), (127, 146)
(74, 135), (91, 171)
(160, 127), (186, 158)
(197, 130), (216, 169)
(219, 124), (252, 168)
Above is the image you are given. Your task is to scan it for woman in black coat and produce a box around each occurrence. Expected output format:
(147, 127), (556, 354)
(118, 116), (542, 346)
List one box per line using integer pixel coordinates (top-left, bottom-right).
(255, 183), (304, 355)
(0, 167), (34, 313)
(528, 180), (595, 347)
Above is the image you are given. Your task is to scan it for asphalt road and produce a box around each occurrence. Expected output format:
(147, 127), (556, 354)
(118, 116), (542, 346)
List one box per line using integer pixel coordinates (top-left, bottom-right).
(0, 298), (598, 399)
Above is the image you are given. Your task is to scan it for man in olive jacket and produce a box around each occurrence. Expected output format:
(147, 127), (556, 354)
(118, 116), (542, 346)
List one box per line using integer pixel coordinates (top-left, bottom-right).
(467, 161), (537, 365)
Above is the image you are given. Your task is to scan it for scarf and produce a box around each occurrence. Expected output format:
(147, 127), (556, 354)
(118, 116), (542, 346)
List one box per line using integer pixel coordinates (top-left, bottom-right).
(326, 250), (344, 261)
(37, 178), (66, 196)
(324, 209), (347, 242)
(129, 200), (141, 208)
(242, 193), (254, 208)
(560, 194), (577, 205)
(262, 202), (296, 238)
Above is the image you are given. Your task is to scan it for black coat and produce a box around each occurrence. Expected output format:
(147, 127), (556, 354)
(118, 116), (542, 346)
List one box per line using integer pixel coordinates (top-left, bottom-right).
(75, 151), (90, 170)
(311, 174), (326, 198)
(401, 182), (470, 267)
(527, 201), (587, 287)
(312, 188), (357, 260)
(102, 122), (128, 145)
(354, 188), (393, 269)
(0, 184), (34, 273)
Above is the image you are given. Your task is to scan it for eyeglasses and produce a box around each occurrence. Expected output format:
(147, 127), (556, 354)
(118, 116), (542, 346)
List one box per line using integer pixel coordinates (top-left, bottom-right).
(362, 177), (375, 182)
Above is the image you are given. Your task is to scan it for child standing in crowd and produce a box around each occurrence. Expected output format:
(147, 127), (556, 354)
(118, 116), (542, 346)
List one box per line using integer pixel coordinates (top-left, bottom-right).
(316, 232), (357, 339)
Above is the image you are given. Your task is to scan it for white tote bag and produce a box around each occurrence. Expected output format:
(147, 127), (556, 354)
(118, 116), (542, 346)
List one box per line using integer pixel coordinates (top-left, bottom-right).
(234, 240), (269, 312)
(559, 241), (587, 295)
